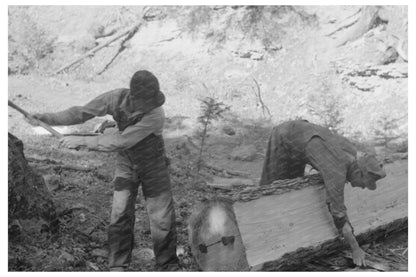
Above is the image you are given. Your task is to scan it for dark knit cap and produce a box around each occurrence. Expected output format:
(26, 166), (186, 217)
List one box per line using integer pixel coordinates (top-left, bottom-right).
(129, 70), (165, 112)
(130, 70), (160, 99)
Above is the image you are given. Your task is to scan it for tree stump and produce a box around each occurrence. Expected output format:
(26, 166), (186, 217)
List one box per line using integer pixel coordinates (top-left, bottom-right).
(188, 198), (249, 271)
(8, 133), (58, 236)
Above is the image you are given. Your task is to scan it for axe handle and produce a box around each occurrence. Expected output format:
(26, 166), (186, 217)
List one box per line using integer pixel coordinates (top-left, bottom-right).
(8, 100), (63, 139)
(63, 133), (100, 136)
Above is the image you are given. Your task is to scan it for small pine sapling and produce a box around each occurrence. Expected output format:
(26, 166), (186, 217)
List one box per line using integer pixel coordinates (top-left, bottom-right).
(196, 97), (230, 173)
(373, 115), (405, 146)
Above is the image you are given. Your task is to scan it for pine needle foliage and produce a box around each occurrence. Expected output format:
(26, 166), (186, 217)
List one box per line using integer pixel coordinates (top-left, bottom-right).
(196, 97), (230, 172)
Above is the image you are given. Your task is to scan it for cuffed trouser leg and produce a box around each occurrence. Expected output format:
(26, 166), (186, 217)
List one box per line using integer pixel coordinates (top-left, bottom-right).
(108, 177), (138, 270)
(146, 190), (177, 267)
(140, 155), (178, 267)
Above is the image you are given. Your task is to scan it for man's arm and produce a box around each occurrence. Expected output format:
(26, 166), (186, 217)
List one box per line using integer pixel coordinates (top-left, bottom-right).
(305, 137), (367, 266)
(64, 107), (164, 152)
(34, 89), (118, 126)
(342, 221), (367, 266)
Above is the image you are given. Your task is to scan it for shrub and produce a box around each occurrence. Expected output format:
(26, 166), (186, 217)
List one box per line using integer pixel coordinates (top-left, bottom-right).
(171, 6), (317, 50)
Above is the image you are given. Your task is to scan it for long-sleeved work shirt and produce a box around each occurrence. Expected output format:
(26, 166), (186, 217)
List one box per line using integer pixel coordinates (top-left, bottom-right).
(38, 88), (164, 152)
(263, 120), (358, 230)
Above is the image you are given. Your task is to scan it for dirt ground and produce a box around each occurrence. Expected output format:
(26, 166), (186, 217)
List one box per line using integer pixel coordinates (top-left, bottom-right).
(7, 119), (264, 271)
(8, 103), (408, 271)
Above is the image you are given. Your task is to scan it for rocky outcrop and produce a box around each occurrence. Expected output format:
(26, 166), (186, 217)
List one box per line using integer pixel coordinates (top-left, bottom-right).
(339, 63), (407, 92)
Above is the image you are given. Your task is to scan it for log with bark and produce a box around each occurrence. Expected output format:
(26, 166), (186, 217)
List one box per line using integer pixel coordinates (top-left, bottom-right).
(189, 159), (407, 271)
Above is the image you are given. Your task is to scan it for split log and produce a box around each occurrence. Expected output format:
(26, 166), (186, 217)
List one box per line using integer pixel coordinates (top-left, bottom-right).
(189, 159), (407, 271)
(233, 159), (407, 270)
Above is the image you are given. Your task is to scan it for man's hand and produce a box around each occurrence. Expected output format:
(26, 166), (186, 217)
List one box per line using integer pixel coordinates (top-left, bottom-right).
(352, 247), (367, 267)
(94, 120), (116, 134)
(59, 136), (87, 150)
(342, 222), (367, 267)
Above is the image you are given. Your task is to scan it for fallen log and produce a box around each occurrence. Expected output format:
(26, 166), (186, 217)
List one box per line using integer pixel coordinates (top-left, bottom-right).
(27, 156), (96, 172)
(189, 159), (407, 271)
(235, 159), (408, 270)
(97, 22), (141, 75)
(55, 22), (142, 74)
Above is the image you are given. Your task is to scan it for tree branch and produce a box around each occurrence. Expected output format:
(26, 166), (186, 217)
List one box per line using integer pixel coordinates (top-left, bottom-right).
(55, 22), (142, 74)
(97, 24), (142, 75)
(252, 78), (272, 119)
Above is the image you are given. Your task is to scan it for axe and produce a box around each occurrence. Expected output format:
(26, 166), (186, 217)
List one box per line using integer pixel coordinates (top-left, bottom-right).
(8, 100), (100, 139)
(8, 100), (63, 139)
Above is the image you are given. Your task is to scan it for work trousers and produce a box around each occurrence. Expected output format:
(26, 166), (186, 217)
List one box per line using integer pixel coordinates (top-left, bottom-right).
(107, 135), (177, 270)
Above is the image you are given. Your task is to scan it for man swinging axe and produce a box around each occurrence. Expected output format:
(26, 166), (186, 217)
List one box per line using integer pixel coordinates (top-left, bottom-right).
(260, 120), (386, 267)
(25, 70), (179, 271)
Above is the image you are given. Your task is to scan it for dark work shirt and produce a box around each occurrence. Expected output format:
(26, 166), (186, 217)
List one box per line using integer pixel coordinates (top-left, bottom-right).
(38, 89), (164, 152)
(270, 120), (357, 223)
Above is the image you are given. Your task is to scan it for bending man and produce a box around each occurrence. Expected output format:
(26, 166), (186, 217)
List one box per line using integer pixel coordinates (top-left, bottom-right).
(260, 120), (386, 267)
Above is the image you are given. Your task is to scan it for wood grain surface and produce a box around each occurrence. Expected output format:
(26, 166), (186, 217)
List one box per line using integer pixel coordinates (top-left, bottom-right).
(233, 160), (408, 269)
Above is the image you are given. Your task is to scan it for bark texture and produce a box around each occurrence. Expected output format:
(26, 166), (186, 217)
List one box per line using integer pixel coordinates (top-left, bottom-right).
(8, 133), (58, 233)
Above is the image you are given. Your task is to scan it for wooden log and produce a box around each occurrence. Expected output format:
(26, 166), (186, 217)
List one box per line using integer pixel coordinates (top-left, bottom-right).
(232, 160), (407, 270)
